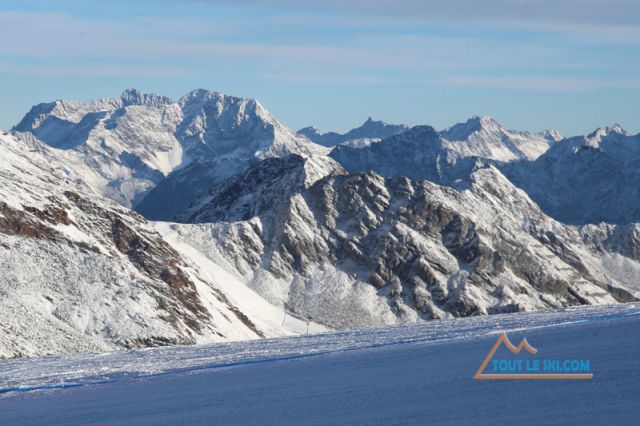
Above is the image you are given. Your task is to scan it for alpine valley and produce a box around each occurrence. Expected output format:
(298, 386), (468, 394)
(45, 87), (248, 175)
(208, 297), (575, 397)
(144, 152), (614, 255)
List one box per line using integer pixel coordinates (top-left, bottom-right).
(2, 88), (639, 358)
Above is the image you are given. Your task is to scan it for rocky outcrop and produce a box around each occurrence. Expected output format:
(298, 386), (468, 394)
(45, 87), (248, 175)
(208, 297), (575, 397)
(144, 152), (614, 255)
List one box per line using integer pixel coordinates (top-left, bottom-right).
(180, 155), (345, 223)
(174, 156), (637, 329)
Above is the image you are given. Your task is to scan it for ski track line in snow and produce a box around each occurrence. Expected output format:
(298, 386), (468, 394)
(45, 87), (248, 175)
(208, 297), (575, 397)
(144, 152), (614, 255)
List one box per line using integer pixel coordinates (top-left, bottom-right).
(1, 304), (639, 397)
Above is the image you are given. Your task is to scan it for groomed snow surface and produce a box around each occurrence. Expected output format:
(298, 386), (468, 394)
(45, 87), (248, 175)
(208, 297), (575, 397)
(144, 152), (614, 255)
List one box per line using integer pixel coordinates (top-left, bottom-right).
(1, 302), (639, 425)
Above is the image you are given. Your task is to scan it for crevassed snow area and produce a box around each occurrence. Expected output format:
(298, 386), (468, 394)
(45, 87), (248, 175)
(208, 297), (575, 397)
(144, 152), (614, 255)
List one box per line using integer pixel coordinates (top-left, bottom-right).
(1, 303), (639, 425)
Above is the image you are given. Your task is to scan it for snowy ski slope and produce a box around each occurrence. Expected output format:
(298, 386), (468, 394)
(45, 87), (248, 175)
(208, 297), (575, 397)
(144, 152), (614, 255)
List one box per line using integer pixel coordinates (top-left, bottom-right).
(1, 302), (639, 425)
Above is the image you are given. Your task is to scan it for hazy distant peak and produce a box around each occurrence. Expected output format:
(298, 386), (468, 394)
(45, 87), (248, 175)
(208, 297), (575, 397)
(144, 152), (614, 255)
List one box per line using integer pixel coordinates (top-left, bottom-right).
(298, 117), (409, 147)
(120, 88), (173, 108)
(584, 124), (631, 147)
(440, 115), (503, 140)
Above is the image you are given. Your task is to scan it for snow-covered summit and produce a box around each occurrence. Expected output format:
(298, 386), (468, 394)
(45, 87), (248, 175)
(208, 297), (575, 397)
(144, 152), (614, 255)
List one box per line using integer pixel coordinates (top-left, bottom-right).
(14, 89), (173, 131)
(329, 116), (562, 187)
(12, 88), (327, 209)
(439, 115), (500, 140)
(120, 88), (173, 108)
(583, 124), (630, 147)
(502, 125), (640, 224)
(439, 115), (561, 161)
(175, 88), (322, 158)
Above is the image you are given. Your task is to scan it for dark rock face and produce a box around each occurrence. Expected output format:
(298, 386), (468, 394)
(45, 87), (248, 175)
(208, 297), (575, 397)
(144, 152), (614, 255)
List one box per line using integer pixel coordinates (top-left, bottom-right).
(182, 155), (310, 223)
(180, 155), (345, 224)
(63, 191), (211, 337)
(281, 173), (586, 320)
(181, 157), (632, 327)
(0, 190), (213, 345)
(110, 216), (209, 331)
(0, 202), (65, 240)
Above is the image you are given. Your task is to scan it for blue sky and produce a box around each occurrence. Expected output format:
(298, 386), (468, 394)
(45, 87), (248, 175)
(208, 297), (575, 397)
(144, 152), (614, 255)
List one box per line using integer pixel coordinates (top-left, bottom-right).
(1, 0), (639, 135)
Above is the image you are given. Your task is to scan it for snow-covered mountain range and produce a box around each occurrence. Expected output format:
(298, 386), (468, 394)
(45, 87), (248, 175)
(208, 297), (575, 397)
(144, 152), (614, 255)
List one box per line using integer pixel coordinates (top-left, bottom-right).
(502, 125), (640, 224)
(330, 125), (478, 185)
(0, 132), (323, 358)
(297, 117), (409, 147)
(171, 155), (638, 328)
(13, 88), (326, 217)
(330, 117), (561, 186)
(3, 88), (640, 358)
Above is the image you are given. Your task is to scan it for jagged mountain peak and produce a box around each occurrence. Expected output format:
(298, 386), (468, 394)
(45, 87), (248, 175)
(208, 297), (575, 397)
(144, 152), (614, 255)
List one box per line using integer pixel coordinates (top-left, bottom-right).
(441, 115), (562, 144)
(177, 88), (272, 127)
(585, 124), (630, 145)
(391, 124), (439, 141)
(360, 116), (385, 126)
(12, 102), (57, 131)
(545, 124), (636, 154)
(441, 116), (506, 141)
(178, 88), (251, 105)
(177, 89), (270, 115)
(14, 89), (172, 132)
(178, 154), (345, 223)
(120, 88), (173, 108)
(474, 114), (496, 122)
(297, 117), (409, 147)
(297, 126), (325, 140)
(12, 88), (326, 209)
(540, 128), (563, 141)
(438, 116), (561, 161)
(470, 114), (501, 127)
(609, 123), (629, 135)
